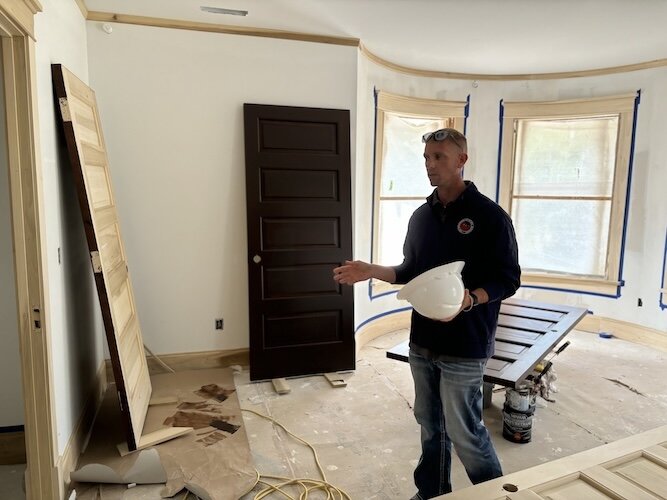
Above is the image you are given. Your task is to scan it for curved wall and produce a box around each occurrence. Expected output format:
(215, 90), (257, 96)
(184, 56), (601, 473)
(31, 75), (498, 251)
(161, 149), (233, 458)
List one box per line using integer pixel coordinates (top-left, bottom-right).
(354, 55), (667, 335)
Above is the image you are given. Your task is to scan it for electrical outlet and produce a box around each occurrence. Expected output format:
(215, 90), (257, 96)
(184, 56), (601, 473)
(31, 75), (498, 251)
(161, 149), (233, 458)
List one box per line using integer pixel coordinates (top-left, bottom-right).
(215, 318), (224, 330)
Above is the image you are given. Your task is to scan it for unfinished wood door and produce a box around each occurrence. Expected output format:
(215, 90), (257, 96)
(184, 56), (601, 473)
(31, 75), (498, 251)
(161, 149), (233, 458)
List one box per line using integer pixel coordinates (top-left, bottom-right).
(244, 104), (354, 381)
(441, 425), (667, 499)
(52, 65), (150, 451)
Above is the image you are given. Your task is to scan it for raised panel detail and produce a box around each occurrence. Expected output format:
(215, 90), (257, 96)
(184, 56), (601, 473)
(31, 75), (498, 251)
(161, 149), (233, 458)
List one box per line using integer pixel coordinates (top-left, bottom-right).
(98, 223), (123, 270)
(262, 218), (339, 250)
(259, 120), (337, 153)
(263, 311), (341, 348)
(263, 264), (339, 299)
(611, 456), (667, 497)
(84, 164), (112, 208)
(261, 169), (338, 200)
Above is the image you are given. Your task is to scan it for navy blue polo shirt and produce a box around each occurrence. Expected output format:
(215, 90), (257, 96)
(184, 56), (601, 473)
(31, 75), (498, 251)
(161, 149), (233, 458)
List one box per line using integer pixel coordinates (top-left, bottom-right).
(393, 182), (521, 359)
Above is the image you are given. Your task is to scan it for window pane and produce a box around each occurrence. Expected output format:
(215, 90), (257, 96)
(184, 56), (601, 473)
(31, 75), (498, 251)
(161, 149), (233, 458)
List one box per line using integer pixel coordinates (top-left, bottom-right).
(377, 199), (424, 266)
(512, 198), (611, 277)
(514, 117), (618, 197)
(381, 114), (442, 197)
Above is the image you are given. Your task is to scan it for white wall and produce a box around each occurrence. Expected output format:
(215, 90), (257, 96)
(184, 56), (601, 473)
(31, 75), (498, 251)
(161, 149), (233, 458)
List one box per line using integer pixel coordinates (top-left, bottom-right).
(35, 0), (105, 454)
(354, 58), (667, 334)
(0, 56), (24, 427)
(86, 23), (358, 354)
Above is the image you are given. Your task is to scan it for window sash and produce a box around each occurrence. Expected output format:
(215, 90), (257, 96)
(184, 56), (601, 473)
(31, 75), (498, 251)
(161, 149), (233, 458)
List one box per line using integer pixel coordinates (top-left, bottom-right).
(372, 92), (467, 278)
(498, 93), (637, 294)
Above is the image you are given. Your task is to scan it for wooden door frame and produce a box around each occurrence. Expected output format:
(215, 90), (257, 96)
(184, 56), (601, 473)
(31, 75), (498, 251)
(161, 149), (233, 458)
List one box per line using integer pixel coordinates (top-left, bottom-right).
(0, 1), (61, 499)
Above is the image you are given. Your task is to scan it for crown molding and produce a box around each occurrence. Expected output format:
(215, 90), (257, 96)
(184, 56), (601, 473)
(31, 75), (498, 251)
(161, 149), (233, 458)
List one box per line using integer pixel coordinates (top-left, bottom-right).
(360, 42), (667, 81)
(74, 0), (87, 18)
(87, 11), (359, 47)
(84, 9), (667, 81)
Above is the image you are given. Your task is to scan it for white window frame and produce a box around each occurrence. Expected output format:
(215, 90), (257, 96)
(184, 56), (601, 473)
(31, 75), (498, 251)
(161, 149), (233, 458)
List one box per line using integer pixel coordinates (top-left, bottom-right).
(498, 93), (638, 295)
(371, 91), (467, 296)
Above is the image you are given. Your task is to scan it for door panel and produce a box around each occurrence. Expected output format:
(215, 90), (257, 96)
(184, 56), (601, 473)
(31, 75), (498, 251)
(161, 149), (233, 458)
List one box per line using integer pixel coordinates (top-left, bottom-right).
(244, 104), (354, 381)
(52, 65), (150, 451)
(439, 426), (667, 499)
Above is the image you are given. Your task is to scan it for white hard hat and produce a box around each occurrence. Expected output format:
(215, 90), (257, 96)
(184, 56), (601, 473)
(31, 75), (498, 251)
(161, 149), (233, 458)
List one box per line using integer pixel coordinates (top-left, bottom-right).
(397, 261), (465, 320)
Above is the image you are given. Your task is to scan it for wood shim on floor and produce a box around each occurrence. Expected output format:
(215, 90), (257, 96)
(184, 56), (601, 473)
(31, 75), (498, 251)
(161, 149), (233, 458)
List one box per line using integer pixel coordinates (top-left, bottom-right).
(116, 427), (193, 457)
(324, 372), (348, 387)
(271, 378), (290, 394)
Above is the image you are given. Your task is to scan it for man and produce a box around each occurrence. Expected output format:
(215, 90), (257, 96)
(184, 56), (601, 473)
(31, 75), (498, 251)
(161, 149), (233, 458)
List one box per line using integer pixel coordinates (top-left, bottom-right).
(333, 128), (520, 499)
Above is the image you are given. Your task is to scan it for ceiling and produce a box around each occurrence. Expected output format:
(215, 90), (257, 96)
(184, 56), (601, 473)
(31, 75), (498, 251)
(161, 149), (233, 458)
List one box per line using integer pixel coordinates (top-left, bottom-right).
(84, 0), (667, 75)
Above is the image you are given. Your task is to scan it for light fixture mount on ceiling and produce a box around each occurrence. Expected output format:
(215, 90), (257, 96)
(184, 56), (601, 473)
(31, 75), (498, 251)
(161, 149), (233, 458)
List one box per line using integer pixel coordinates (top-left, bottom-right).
(201, 6), (248, 16)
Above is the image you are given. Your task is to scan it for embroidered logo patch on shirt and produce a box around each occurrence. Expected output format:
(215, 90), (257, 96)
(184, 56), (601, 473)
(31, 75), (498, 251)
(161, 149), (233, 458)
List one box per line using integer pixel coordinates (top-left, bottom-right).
(457, 218), (474, 234)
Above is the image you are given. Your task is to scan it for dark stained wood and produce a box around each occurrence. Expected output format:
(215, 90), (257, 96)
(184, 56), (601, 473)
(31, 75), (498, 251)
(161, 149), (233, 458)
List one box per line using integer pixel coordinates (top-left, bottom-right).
(386, 297), (587, 388)
(244, 104), (354, 381)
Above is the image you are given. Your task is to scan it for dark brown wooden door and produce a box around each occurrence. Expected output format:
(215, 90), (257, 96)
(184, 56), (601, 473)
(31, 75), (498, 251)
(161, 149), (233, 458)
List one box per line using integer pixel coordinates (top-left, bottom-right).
(244, 104), (354, 381)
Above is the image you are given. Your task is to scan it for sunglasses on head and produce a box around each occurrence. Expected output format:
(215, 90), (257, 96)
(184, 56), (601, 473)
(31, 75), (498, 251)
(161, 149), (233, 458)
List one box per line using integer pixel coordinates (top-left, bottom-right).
(422, 128), (464, 148)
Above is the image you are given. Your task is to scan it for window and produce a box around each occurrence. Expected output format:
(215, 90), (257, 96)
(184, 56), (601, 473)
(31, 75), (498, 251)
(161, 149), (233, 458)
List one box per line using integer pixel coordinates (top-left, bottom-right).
(372, 91), (467, 295)
(498, 93), (639, 295)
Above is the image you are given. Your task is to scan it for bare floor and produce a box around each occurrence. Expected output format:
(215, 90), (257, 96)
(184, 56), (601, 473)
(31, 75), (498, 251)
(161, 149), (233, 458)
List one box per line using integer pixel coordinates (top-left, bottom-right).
(2, 329), (666, 499)
(237, 329), (667, 499)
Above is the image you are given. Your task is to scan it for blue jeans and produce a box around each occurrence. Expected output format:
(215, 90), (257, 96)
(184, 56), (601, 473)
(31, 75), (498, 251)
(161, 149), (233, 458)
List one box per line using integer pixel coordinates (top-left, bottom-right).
(409, 350), (502, 498)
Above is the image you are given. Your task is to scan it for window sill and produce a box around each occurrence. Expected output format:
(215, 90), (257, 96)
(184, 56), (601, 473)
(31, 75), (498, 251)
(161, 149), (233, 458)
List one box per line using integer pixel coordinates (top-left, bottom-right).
(370, 279), (402, 297)
(521, 273), (621, 296)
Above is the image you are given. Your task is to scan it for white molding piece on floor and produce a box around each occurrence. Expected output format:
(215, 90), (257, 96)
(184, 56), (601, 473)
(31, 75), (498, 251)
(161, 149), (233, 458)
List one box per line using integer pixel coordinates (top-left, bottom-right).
(355, 310), (411, 355)
(577, 314), (667, 353)
(57, 360), (108, 496)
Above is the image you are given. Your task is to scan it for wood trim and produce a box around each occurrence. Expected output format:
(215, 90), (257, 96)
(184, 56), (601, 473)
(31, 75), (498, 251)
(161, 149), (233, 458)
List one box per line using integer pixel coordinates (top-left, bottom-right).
(104, 348), (250, 383)
(1, 26), (59, 500)
(520, 273), (621, 295)
(502, 93), (637, 117)
(377, 90), (467, 117)
(86, 11), (360, 47)
(0, 430), (26, 465)
(83, 9), (667, 81)
(513, 195), (612, 201)
(0, 0), (41, 39)
(360, 42), (667, 81)
(57, 361), (107, 495)
(73, 0), (87, 19)
(355, 310), (411, 355)
(576, 314), (667, 354)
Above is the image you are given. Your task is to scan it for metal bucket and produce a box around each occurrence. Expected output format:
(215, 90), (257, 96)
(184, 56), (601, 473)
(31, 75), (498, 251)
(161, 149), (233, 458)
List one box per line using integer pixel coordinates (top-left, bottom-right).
(502, 387), (536, 444)
(505, 386), (536, 412)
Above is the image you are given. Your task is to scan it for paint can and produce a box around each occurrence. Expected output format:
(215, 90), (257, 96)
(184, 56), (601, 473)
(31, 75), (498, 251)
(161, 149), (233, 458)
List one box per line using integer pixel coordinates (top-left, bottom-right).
(505, 386), (536, 412)
(502, 387), (535, 444)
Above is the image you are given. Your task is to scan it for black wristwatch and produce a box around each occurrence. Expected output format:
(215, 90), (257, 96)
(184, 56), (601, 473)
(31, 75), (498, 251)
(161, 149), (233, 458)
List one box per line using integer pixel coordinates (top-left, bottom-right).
(469, 292), (479, 307)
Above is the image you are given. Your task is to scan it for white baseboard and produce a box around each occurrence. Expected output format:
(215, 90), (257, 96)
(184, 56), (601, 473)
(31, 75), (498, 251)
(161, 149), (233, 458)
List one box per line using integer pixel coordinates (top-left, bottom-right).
(355, 310), (411, 355)
(104, 347), (250, 383)
(577, 314), (667, 353)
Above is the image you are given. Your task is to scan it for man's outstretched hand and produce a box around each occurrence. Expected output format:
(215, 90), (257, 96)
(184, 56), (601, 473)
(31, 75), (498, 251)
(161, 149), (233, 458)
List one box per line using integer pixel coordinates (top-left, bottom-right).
(333, 260), (373, 285)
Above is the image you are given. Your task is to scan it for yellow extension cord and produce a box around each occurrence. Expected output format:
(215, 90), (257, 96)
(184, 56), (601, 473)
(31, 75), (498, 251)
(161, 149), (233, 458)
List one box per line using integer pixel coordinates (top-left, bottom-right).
(239, 408), (352, 500)
(181, 408), (352, 500)
(144, 349), (350, 499)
